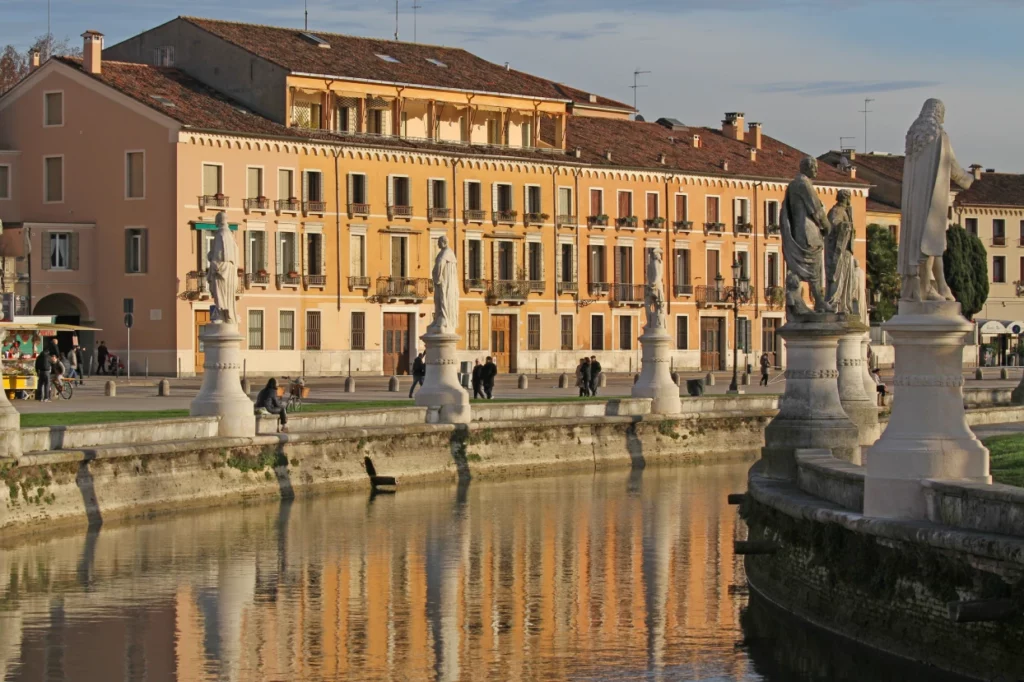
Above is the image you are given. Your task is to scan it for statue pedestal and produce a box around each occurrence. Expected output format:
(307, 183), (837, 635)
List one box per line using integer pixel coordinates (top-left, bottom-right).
(190, 323), (255, 438)
(632, 326), (681, 414)
(0, 386), (20, 460)
(762, 314), (861, 478)
(864, 301), (989, 520)
(416, 330), (470, 424)
(838, 323), (881, 447)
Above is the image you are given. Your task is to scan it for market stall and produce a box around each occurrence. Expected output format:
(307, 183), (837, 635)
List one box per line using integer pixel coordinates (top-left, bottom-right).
(1, 322), (102, 399)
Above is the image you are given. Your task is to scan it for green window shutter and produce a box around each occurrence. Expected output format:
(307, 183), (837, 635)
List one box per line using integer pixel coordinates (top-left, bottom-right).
(427, 180), (435, 210)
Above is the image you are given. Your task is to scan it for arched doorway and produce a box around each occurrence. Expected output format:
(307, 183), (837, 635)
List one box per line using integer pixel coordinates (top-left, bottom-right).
(33, 293), (93, 355)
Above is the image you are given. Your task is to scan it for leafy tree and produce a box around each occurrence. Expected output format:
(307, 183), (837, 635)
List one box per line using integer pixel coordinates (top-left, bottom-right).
(866, 223), (900, 323)
(943, 224), (989, 320)
(0, 45), (26, 95)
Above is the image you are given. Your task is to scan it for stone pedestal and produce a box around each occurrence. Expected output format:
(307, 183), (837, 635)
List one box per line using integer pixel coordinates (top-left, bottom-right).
(838, 324), (881, 447)
(415, 331), (470, 424)
(860, 334), (875, 400)
(190, 323), (255, 438)
(762, 314), (861, 478)
(0, 387), (20, 460)
(632, 326), (681, 414)
(864, 301), (990, 520)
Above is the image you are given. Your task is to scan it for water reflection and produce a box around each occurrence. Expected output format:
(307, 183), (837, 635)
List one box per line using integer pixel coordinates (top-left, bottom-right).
(0, 462), (962, 681)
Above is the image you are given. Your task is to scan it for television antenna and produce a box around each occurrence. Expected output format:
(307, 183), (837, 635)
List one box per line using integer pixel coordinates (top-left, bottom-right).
(412, 1), (422, 43)
(859, 98), (875, 153)
(394, 0), (399, 40)
(840, 136), (856, 150)
(631, 69), (650, 117)
(304, 0), (308, 31)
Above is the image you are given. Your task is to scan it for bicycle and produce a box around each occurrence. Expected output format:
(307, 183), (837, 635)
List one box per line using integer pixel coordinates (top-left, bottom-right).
(278, 376), (309, 412)
(51, 375), (73, 401)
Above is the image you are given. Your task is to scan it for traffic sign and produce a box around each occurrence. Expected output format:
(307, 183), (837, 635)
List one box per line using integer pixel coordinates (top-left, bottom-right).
(124, 313), (134, 329)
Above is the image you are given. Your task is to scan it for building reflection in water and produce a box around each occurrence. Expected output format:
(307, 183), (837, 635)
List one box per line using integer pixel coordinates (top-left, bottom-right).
(1, 462), (771, 681)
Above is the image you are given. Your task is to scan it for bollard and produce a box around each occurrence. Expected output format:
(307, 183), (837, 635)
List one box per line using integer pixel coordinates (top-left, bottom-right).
(240, 378), (251, 395)
(518, 374), (528, 389)
(633, 372), (640, 385)
(460, 372), (470, 389)
(670, 371), (680, 386)
(1000, 367), (1009, 380)
(344, 377), (356, 393)
(599, 373), (607, 388)
(104, 380), (116, 397)
(388, 376), (400, 392)
(157, 378), (171, 396)
(705, 372), (715, 386)
(975, 368), (984, 380)
(558, 373), (569, 388)
(741, 373), (751, 386)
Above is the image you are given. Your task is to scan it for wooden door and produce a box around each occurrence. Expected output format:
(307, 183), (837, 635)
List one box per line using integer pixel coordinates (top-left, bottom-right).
(383, 312), (411, 375)
(490, 314), (514, 373)
(762, 317), (780, 367)
(700, 317), (723, 371)
(195, 310), (211, 374)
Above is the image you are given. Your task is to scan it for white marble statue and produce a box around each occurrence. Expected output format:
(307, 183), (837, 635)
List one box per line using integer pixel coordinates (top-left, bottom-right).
(781, 156), (834, 315)
(898, 98), (974, 302)
(644, 247), (666, 330)
(826, 190), (858, 314)
(206, 211), (238, 324)
(428, 235), (459, 334)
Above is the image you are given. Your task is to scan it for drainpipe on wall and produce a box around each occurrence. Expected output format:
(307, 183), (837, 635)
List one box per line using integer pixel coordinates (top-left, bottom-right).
(553, 169), (559, 317)
(452, 157), (462, 290)
(753, 181), (762, 320)
(334, 148), (343, 311)
(574, 169), (582, 314)
(665, 176), (672, 317)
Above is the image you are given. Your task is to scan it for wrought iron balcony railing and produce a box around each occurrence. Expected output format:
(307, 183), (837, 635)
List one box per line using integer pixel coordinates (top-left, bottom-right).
(524, 212), (548, 226)
(200, 195), (229, 209)
(764, 285), (785, 309)
(486, 279), (530, 303)
(766, 223), (781, 236)
(376, 276), (431, 301)
(556, 214), (576, 227)
(304, 274), (327, 288)
(348, 202), (370, 217)
(348, 275), (370, 290)
(673, 220), (693, 233)
(588, 215), (609, 228)
(276, 198), (300, 213)
(611, 283), (645, 306)
(464, 278), (485, 291)
(696, 285), (732, 307)
(185, 270), (210, 298)
(674, 283), (694, 296)
(734, 222), (753, 235)
(493, 210), (518, 225)
(388, 205), (414, 219)
(303, 200), (327, 215)
(277, 272), (302, 288)
(588, 281), (610, 297)
(243, 197), (269, 212)
(704, 222), (725, 235)
(246, 271), (271, 287)
(557, 281), (578, 295)
(463, 209), (487, 223)
(428, 207), (452, 221)
(992, 235), (1006, 247)
(616, 216), (639, 229)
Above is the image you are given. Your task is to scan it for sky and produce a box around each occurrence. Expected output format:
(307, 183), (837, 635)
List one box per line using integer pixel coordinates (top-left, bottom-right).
(2, 0), (1022, 171)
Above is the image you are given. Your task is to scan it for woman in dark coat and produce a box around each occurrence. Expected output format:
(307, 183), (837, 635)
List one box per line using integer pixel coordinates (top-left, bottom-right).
(255, 378), (288, 432)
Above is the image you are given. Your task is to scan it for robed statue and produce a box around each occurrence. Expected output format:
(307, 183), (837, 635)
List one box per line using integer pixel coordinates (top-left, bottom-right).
(206, 211), (238, 324)
(899, 98), (974, 302)
(428, 235), (459, 334)
(825, 190), (858, 314)
(644, 246), (666, 330)
(781, 156), (834, 315)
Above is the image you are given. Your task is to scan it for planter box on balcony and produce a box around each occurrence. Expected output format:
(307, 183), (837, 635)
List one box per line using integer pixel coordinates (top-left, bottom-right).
(524, 212), (548, 226)
(645, 218), (666, 231)
(616, 217), (639, 229)
(485, 279), (529, 304)
(493, 210), (518, 225)
(766, 224), (781, 236)
(704, 222), (725, 235)
(588, 215), (609, 228)
(673, 220), (693, 232)
(734, 222), (753, 235)
(200, 195), (230, 210)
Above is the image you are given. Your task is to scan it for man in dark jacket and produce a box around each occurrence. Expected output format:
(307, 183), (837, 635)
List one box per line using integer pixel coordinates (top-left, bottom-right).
(589, 356), (602, 396)
(35, 351), (52, 402)
(481, 356), (498, 399)
(97, 341), (109, 375)
(74, 345), (85, 385)
(470, 359), (485, 399)
(409, 351), (426, 398)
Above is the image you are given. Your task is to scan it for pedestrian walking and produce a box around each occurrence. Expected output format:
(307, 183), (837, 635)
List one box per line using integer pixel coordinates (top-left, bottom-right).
(409, 351), (426, 398)
(255, 378), (288, 432)
(589, 356), (602, 396)
(66, 347), (79, 382)
(74, 345), (84, 385)
(759, 352), (771, 387)
(471, 359), (485, 399)
(35, 350), (51, 402)
(97, 340), (109, 375)
(481, 356), (498, 399)
(576, 358), (591, 397)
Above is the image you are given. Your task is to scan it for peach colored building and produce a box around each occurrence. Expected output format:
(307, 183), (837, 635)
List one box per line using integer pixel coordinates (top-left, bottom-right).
(0, 18), (867, 376)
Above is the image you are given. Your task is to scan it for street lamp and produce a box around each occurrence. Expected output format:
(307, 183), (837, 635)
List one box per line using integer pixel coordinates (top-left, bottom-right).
(723, 257), (751, 393)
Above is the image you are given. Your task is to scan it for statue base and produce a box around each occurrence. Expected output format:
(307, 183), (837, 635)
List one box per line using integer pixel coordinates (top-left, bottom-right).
(864, 301), (990, 520)
(762, 313), (861, 478)
(0, 392), (20, 460)
(838, 323), (881, 448)
(632, 326), (681, 414)
(190, 323), (255, 438)
(416, 330), (471, 424)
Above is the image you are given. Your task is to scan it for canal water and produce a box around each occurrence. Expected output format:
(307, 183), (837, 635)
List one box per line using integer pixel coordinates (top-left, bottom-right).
(0, 462), (970, 681)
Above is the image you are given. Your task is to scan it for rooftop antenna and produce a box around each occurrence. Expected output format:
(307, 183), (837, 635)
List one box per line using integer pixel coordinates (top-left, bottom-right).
(859, 98), (875, 153)
(631, 69), (650, 118)
(395, 0), (399, 40)
(840, 136), (856, 151)
(412, 0), (422, 43)
(304, 0), (308, 31)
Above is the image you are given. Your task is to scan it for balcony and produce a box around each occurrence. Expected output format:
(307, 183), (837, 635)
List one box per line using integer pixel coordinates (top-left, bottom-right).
(464, 278), (485, 291)
(528, 280), (545, 292)
(276, 198), (300, 214)
(305, 274), (327, 288)
(588, 215), (609, 228)
(673, 220), (693, 233)
(734, 222), (753, 236)
(485, 279), (530, 304)
(766, 223), (781, 236)
(616, 216), (639, 230)
(588, 282), (610, 297)
(674, 283), (694, 297)
(524, 212), (549, 226)
(704, 222), (725, 235)
(463, 209), (486, 224)
(992, 235), (1006, 247)
(696, 285), (731, 308)
(184, 270), (210, 299)
(348, 275), (370, 290)
(428, 207), (451, 222)
(611, 283), (645, 307)
(556, 214), (576, 228)
(277, 272), (302, 288)
(493, 209), (518, 225)
(243, 197), (269, 213)
(764, 285), (784, 310)
(376, 276), (431, 302)
(348, 202), (371, 218)
(557, 281), (578, 295)
(388, 205), (414, 220)
(303, 200), (327, 216)
(246, 271), (271, 288)
(644, 217), (667, 231)
(200, 194), (229, 210)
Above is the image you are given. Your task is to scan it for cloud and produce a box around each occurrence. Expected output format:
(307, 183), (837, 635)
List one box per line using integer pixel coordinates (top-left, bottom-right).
(757, 80), (941, 96)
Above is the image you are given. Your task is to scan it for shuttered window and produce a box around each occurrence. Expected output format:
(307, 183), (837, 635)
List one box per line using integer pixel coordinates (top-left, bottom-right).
(561, 243), (574, 283)
(306, 310), (322, 350)
(646, 193), (659, 219)
(706, 196), (720, 223)
(468, 313), (482, 350)
(125, 228), (148, 273)
(246, 167), (263, 199)
(202, 164), (222, 196)
(560, 315), (573, 351)
(589, 245), (605, 284)
(676, 316), (688, 350)
(674, 249), (690, 286)
(0, 165), (9, 199)
(44, 156), (63, 202)
(351, 312), (366, 350)
(350, 234), (366, 277)
(527, 242), (543, 281)
(279, 311), (295, 350)
(278, 169), (293, 200)
(590, 189), (603, 216)
(528, 314), (541, 350)
(675, 194), (688, 221)
(44, 92), (63, 126)
(126, 152), (145, 199)
(617, 191), (632, 218)
(466, 182), (482, 210)
(306, 234), (323, 276)
(619, 316), (633, 351)
(247, 310), (264, 350)
(591, 315), (604, 350)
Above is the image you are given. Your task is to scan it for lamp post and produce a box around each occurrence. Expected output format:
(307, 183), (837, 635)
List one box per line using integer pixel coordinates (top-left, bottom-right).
(721, 257), (751, 394)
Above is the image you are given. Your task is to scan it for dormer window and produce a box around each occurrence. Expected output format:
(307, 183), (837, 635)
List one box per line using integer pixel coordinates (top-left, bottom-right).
(300, 32), (330, 48)
(376, 54), (400, 63)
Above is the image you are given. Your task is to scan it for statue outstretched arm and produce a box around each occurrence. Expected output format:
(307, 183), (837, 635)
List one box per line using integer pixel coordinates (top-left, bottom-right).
(949, 144), (973, 190)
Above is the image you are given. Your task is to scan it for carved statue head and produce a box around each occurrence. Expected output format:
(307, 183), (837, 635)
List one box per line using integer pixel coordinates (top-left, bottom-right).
(649, 246), (663, 263)
(836, 189), (851, 205)
(799, 156), (818, 178)
(215, 210), (228, 230)
(906, 98), (945, 157)
(437, 235), (449, 250)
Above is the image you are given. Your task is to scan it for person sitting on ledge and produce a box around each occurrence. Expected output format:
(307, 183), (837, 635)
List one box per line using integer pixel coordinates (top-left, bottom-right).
(255, 378), (288, 433)
(872, 368), (887, 406)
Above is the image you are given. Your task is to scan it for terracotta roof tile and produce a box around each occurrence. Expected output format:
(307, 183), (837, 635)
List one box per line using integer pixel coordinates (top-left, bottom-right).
(866, 197), (900, 214)
(955, 173), (1024, 208)
(181, 17), (632, 110)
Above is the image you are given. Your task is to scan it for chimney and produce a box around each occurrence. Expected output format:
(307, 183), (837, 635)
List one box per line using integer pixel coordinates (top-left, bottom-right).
(747, 121), (762, 150)
(82, 30), (104, 75)
(504, 61), (510, 71)
(658, 152), (667, 165)
(748, 148), (757, 162)
(848, 166), (857, 179)
(969, 164), (983, 181)
(722, 112), (745, 141)
(721, 160), (729, 172)
(841, 147), (856, 160)
(573, 147), (582, 158)
(29, 49), (41, 71)
(692, 134), (701, 148)
(588, 94), (597, 103)
(604, 150), (612, 161)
